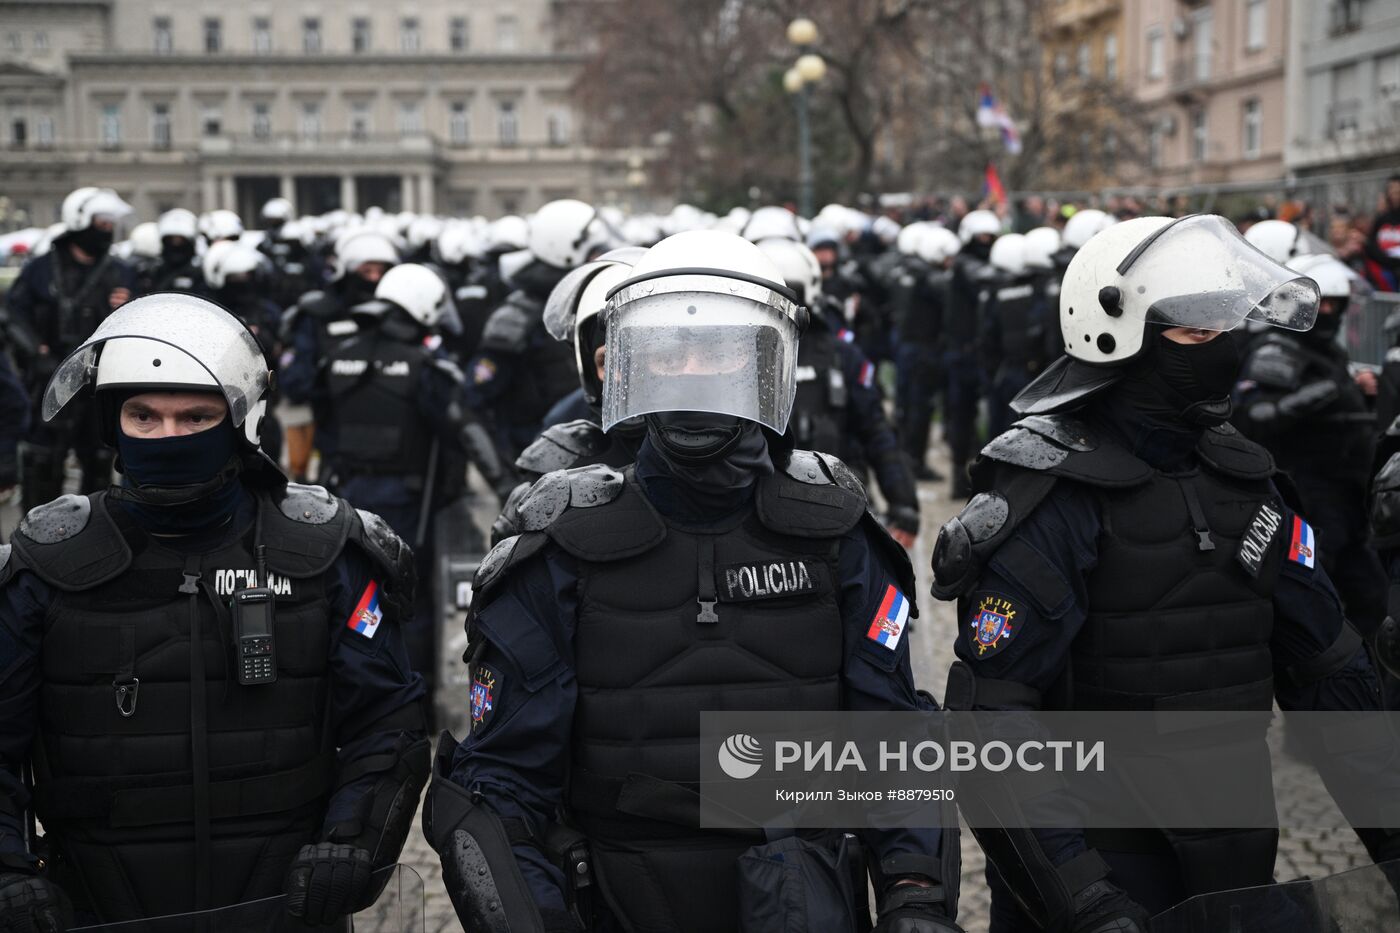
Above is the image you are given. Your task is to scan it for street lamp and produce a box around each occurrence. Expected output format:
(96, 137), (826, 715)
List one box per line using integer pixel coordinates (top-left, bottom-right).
(786, 18), (824, 219)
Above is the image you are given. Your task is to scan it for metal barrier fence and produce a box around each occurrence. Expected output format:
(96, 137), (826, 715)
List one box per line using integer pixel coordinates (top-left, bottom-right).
(1345, 290), (1400, 366)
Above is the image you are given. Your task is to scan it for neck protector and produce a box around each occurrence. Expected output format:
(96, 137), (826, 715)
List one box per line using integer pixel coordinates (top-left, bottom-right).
(638, 416), (773, 522)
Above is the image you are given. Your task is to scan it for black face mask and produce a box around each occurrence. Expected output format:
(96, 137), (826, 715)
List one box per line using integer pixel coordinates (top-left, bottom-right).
(70, 226), (114, 258)
(1118, 330), (1242, 428)
(964, 238), (993, 262)
(639, 414), (774, 521)
(162, 239), (196, 267)
(647, 411), (745, 464)
(111, 417), (244, 534)
(1304, 306), (1345, 345)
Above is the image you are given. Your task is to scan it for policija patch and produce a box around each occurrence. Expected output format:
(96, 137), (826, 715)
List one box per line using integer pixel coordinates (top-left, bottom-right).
(717, 560), (821, 602)
(970, 595), (1018, 658)
(470, 664), (500, 732)
(1236, 501), (1284, 578)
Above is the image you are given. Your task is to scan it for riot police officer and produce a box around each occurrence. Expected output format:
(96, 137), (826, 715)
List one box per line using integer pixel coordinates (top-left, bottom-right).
(426, 231), (964, 933)
(136, 208), (204, 296)
(0, 352), (27, 499)
(980, 233), (1056, 439)
(6, 187), (136, 513)
(759, 237), (921, 548)
(0, 294), (429, 928)
(896, 226), (960, 482)
(467, 200), (614, 457)
(315, 263), (506, 690)
(932, 215), (1400, 931)
(944, 210), (1001, 499)
(1233, 252), (1386, 639)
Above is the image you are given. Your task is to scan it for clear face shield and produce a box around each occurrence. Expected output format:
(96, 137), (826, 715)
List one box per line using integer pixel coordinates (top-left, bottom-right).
(600, 274), (801, 434)
(42, 294), (268, 429)
(1117, 214), (1320, 334)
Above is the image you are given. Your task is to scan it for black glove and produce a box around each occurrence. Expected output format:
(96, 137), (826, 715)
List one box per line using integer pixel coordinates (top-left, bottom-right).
(284, 842), (373, 927)
(1070, 879), (1150, 933)
(0, 872), (72, 933)
(887, 504), (921, 536)
(874, 882), (964, 933)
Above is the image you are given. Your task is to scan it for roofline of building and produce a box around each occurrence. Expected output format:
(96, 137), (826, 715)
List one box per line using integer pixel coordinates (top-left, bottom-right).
(67, 52), (589, 68)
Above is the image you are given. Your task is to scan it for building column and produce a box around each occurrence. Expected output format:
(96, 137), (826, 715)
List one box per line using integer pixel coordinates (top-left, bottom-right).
(280, 173), (295, 209)
(340, 174), (357, 213)
(201, 174), (218, 212)
(419, 172), (435, 215)
(400, 174), (416, 213)
(220, 174), (236, 210)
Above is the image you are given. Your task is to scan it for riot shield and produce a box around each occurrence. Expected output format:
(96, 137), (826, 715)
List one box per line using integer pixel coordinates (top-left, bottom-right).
(69, 863), (425, 933)
(1150, 859), (1400, 933)
(433, 494), (486, 734)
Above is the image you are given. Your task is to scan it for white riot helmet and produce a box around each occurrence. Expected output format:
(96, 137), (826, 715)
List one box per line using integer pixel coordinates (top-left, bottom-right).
(756, 238), (823, 307)
(870, 215), (902, 247)
(1061, 209), (1115, 250)
(543, 246), (645, 405)
(1287, 253), (1357, 301)
(157, 208), (199, 242)
(43, 293), (272, 451)
(989, 233), (1028, 277)
(1011, 215), (1320, 416)
(527, 199), (613, 270)
(407, 216), (446, 255)
(1243, 219), (1311, 265)
(375, 263), (450, 329)
(741, 206), (803, 244)
(916, 227), (961, 267)
(203, 241), (264, 290)
(61, 187), (132, 233)
(486, 216), (528, 254)
(895, 223), (925, 257)
(127, 223), (162, 260)
(1024, 227), (1062, 270)
(261, 197), (294, 226)
(204, 209), (244, 243)
(434, 224), (481, 267)
(333, 230), (400, 280)
(958, 209), (1001, 244)
(600, 230), (804, 437)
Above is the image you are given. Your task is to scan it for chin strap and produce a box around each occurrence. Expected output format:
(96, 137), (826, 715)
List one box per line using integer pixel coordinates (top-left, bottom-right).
(106, 458), (243, 508)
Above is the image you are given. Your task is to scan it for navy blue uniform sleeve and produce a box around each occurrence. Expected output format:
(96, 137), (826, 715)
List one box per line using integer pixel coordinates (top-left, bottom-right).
(837, 342), (917, 512)
(0, 354), (30, 464)
(447, 548), (579, 913)
(320, 546), (427, 834)
(278, 313), (322, 405)
(0, 570), (52, 864)
(5, 259), (44, 339)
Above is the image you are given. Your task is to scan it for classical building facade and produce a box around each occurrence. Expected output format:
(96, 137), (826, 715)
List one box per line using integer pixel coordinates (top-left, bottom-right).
(0, 0), (637, 228)
(1038, 0), (1128, 192)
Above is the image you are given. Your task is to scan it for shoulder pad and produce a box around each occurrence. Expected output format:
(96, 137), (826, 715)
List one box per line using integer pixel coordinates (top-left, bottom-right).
(515, 420), (609, 477)
(931, 471), (1060, 600)
(297, 290), (337, 317)
(1387, 414), (1400, 439)
(1243, 338), (1305, 390)
(1013, 414), (1096, 452)
(759, 451), (866, 538)
(1196, 425), (1275, 480)
(349, 508), (415, 616)
(517, 464), (626, 533)
(479, 298), (536, 353)
(1372, 452), (1400, 544)
(10, 494), (132, 592)
(430, 356), (467, 385)
(978, 423), (1151, 489)
(19, 494), (91, 544)
(546, 472), (667, 562)
(817, 451), (868, 499)
(472, 532), (552, 604)
(278, 483), (341, 524)
(783, 449), (868, 501)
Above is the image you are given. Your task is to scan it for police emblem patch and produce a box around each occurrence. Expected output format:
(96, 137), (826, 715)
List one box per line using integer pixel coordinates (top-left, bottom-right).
(970, 595), (1018, 658)
(472, 357), (497, 384)
(470, 664), (500, 731)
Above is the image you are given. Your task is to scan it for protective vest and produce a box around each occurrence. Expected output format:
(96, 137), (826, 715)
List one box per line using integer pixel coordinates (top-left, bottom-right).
(3, 485), (370, 921)
(987, 275), (1052, 380)
(481, 292), (578, 427)
(323, 331), (433, 478)
(46, 251), (125, 352)
(791, 325), (847, 461)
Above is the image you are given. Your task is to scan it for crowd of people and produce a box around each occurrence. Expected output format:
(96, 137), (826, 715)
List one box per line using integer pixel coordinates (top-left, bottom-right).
(0, 178), (1399, 931)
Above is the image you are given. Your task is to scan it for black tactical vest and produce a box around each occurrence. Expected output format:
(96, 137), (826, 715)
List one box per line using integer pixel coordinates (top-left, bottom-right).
(5, 486), (363, 921)
(47, 251), (125, 352)
(791, 325), (847, 460)
(324, 332), (432, 477)
(989, 276), (1051, 378)
(482, 292), (579, 429)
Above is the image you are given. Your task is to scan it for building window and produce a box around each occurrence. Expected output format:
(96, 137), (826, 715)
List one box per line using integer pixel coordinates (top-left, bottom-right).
(353, 18), (372, 53)
(1243, 99), (1262, 159)
(204, 18), (222, 54)
(252, 102), (271, 139)
(1052, 51), (1068, 81)
(1379, 53), (1400, 99)
(497, 100), (518, 145)
(546, 108), (571, 146)
(33, 31), (48, 52)
(4, 32), (19, 53)
(36, 114), (53, 147)
(1192, 10), (1214, 81)
(398, 101), (423, 134)
(1191, 106), (1208, 162)
(351, 101), (371, 140)
(1104, 34), (1118, 82)
(1076, 41), (1091, 78)
(450, 17), (469, 52)
(151, 103), (172, 149)
(303, 18), (322, 53)
(100, 104), (122, 148)
(1102, 126), (1117, 170)
(202, 105), (222, 137)
(449, 101), (470, 144)
(153, 17), (173, 54)
(400, 18), (421, 53)
(11, 119), (26, 148)
(497, 15), (519, 52)
(300, 102), (321, 141)
(1146, 28), (1164, 81)
(1245, 0), (1267, 51)
(253, 17), (272, 54)
(1148, 121), (1163, 169)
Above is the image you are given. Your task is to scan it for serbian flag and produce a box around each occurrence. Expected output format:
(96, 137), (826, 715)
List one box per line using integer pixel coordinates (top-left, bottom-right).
(347, 580), (385, 638)
(984, 163), (1007, 209)
(866, 585), (910, 651)
(975, 83), (1023, 154)
(1288, 516), (1316, 570)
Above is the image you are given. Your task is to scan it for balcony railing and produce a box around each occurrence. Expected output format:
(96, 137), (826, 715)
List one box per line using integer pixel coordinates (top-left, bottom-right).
(1171, 55), (1214, 93)
(1328, 99), (1362, 140)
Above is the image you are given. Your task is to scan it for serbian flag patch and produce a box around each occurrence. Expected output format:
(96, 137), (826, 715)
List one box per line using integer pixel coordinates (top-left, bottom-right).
(866, 584), (910, 651)
(347, 580), (384, 639)
(1288, 516), (1316, 569)
(859, 360), (876, 388)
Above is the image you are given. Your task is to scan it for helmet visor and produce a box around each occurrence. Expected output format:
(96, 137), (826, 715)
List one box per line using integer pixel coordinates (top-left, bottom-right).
(43, 294), (268, 427)
(601, 277), (799, 433)
(544, 247), (649, 343)
(1119, 214), (1319, 333)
